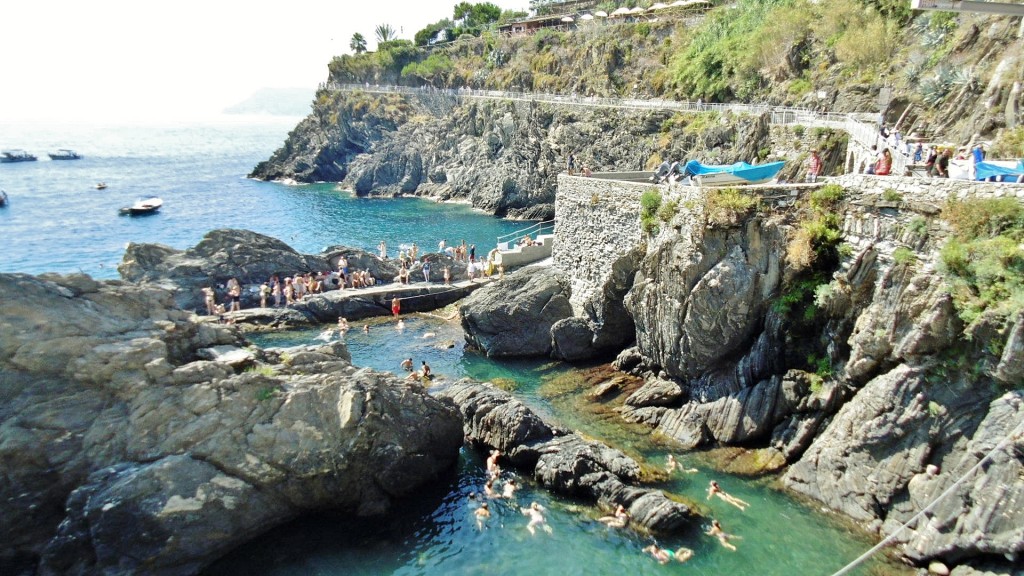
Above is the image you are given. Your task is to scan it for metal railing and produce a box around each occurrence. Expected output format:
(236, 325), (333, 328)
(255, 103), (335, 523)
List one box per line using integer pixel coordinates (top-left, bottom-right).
(497, 219), (555, 251)
(324, 83), (900, 173)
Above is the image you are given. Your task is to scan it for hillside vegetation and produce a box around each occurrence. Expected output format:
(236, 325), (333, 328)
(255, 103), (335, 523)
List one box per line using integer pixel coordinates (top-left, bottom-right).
(327, 0), (1023, 148)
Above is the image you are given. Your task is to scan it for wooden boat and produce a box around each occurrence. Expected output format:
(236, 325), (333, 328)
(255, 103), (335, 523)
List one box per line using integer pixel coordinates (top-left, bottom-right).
(48, 149), (82, 160)
(682, 159), (786, 186)
(119, 196), (163, 216)
(1, 149), (37, 163)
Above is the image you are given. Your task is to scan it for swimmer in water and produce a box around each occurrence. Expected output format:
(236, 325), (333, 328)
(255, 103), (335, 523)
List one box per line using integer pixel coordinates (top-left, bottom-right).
(665, 454), (698, 475)
(400, 358), (413, 372)
(484, 477), (497, 498)
(642, 544), (693, 564)
(707, 480), (749, 511)
(707, 519), (738, 551)
(422, 332), (437, 339)
(486, 449), (501, 479)
(475, 502), (490, 530)
(598, 504), (629, 529)
(501, 478), (518, 499)
(521, 502), (551, 535)
(396, 319), (405, 331)
(363, 324), (370, 333)
(337, 317), (349, 332)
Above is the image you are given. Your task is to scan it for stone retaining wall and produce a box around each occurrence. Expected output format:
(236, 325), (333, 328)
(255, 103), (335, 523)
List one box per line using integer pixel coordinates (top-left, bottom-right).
(833, 173), (1024, 200)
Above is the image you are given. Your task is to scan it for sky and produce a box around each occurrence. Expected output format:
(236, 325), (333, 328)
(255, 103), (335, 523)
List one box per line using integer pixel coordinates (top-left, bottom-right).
(0, 0), (528, 122)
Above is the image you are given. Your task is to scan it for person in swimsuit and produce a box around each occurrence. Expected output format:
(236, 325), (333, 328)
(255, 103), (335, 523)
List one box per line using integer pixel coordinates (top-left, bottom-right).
(486, 449), (501, 479)
(665, 454), (698, 475)
(521, 502), (551, 535)
(484, 478), (497, 498)
(475, 502), (490, 530)
(598, 504), (629, 529)
(707, 519), (738, 551)
(400, 357), (413, 372)
(226, 278), (242, 312)
(502, 478), (518, 499)
(642, 544), (693, 564)
(707, 480), (749, 511)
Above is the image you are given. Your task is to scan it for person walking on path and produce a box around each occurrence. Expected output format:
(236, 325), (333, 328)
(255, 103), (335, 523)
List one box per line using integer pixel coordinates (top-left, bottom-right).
(805, 149), (822, 182)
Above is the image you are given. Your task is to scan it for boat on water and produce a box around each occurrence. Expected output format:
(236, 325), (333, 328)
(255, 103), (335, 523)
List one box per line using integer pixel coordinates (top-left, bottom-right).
(118, 196), (163, 216)
(48, 149), (82, 161)
(682, 159), (786, 186)
(1, 149), (38, 163)
(95, 182), (108, 190)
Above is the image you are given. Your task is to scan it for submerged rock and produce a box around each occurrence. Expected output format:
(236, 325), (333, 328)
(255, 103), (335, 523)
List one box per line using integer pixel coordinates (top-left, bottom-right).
(438, 380), (693, 533)
(0, 272), (464, 575)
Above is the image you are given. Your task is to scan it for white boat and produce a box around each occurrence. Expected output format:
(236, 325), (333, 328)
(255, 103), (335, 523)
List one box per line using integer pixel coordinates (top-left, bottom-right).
(119, 196), (163, 216)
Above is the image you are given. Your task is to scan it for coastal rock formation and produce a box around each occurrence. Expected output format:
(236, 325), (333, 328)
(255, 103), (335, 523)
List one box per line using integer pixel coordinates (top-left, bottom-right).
(438, 380), (693, 533)
(460, 266), (573, 358)
(119, 229), (330, 311)
(252, 92), (780, 219)
(0, 272), (463, 575)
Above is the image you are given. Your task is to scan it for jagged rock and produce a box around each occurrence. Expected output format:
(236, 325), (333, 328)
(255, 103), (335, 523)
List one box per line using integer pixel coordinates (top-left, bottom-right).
(437, 380), (693, 533)
(460, 266), (573, 357)
(323, 246), (400, 284)
(195, 345), (256, 367)
(994, 311), (1024, 386)
(612, 346), (645, 373)
(0, 272), (463, 575)
(550, 316), (600, 361)
(625, 219), (785, 381)
(623, 378), (684, 408)
(118, 229), (330, 312)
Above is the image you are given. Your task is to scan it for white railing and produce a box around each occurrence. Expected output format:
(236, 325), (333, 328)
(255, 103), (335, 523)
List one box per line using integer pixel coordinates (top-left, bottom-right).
(324, 83), (901, 173)
(497, 219), (555, 251)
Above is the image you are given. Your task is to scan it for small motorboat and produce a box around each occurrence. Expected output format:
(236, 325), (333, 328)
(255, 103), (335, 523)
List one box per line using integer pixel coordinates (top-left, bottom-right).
(95, 182), (108, 190)
(682, 159), (786, 186)
(48, 149), (82, 160)
(119, 196), (163, 216)
(1, 149), (37, 163)
(0, 189), (8, 207)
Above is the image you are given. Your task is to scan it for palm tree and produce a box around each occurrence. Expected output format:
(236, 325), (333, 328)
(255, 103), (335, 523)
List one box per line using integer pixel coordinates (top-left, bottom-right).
(374, 23), (396, 44)
(350, 32), (367, 54)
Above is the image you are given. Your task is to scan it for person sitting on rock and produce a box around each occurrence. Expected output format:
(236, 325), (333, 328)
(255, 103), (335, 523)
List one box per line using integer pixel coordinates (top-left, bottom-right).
(598, 504), (629, 529)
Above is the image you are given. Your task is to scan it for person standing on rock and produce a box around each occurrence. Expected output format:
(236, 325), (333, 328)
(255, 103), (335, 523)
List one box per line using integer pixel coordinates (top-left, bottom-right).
(391, 297), (401, 318)
(378, 240), (387, 259)
(707, 481), (749, 511)
(421, 361), (431, 380)
(259, 282), (270, 308)
(423, 260), (431, 283)
(338, 257), (349, 288)
(284, 277), (295, 304)
(805, 149), (822, 183)
(226, 278), (242, 312)
(202, 286), (216, 315)
(443, 267), (451, 285)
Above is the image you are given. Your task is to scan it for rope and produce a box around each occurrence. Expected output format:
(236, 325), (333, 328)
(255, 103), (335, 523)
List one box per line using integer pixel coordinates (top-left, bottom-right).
(829, 418), (1024, 576)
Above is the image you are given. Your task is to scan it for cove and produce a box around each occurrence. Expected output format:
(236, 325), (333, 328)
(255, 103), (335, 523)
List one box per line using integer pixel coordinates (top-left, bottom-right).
(208, 314), (906, 575)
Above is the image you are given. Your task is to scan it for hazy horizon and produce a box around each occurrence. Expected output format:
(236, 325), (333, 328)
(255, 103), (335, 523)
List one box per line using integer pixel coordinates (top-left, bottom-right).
(0, 0), (526, 123)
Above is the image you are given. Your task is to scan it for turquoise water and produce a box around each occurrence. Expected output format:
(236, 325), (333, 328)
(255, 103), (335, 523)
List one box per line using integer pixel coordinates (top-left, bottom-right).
(0, 119), (526, 279)
(3, 118), (894, 575)
(215, 317), (896, 576)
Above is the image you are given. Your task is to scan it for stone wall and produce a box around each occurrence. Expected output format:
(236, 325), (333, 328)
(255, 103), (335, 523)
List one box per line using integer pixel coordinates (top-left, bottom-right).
(834, 173), (1024, 200)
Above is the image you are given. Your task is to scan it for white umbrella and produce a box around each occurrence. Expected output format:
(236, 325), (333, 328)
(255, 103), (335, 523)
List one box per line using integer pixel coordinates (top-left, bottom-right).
(610, 7), (631, 16)
(580, 13), (595, 20)
(649, 2), (669, 10)
(629, 7), (646, 14)
(561, 15), (574, 22)
(594, 10), (608, 17)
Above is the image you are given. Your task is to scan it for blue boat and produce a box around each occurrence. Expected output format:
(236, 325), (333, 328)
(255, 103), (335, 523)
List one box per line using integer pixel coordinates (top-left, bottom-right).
(682, 159), (786, 186)
(974, 160), (1024, 183)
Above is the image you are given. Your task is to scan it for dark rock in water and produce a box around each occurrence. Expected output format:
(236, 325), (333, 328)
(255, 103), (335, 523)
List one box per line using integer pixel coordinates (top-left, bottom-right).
(438, 380), (694, 534)
(624, 378), (684, 408)
(612, 346), (646, 373)
(550, 316), (601, 361)
(323, 246), (399, 283)
(0, 272), (463, 575)
(460, 266), (573, 357)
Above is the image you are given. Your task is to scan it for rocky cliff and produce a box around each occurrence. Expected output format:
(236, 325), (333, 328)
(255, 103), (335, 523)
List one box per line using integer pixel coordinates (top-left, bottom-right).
(0, 272), (463, 575)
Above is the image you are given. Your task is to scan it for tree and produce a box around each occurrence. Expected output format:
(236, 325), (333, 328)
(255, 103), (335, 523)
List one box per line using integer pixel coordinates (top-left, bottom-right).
(349, 32), (367, 54)
(375, 23), (397, 44)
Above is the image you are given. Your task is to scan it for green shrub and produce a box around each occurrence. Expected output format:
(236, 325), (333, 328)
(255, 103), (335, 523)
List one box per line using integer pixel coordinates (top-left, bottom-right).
(989, 127), (1024, 159)
(810, 183), (845, 211)
(907, 216), (929, 237)
(792, 124), (806, 137)
(658, 199), (679, 222)
(256, 387), (277, 402)
(943, 197), (1024, 241)
(705, 187), (758, 226)
(640, 189), (663, 235)
(892, 246), (917, 265)
(838, 243), (855, 258)
(882, 188), (903, 202)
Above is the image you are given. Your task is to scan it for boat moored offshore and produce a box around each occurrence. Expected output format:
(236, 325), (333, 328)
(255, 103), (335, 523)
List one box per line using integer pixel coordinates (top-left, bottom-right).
(1, 150), (38, 163)
(48, 149), (82, 160)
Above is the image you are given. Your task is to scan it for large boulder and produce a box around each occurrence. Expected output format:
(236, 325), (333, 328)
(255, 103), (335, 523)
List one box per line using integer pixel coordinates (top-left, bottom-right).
(0, 272), (463, 575)
(460, 266), (573, 357)
(118, 229), (329, 312)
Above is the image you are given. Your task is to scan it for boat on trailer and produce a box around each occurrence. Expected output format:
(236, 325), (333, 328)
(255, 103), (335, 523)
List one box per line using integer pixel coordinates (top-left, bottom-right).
(119, 196), (163, 216)
(682, 159), (786, 186)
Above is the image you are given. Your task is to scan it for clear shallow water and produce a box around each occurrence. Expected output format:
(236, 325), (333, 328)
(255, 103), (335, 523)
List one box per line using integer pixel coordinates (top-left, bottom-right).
(220, 317), (898, 576)
(0, 119), (526, 279)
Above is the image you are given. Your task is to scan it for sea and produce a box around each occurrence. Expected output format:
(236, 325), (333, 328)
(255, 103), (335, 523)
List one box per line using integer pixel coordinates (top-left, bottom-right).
(0, 118), (894, 575)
